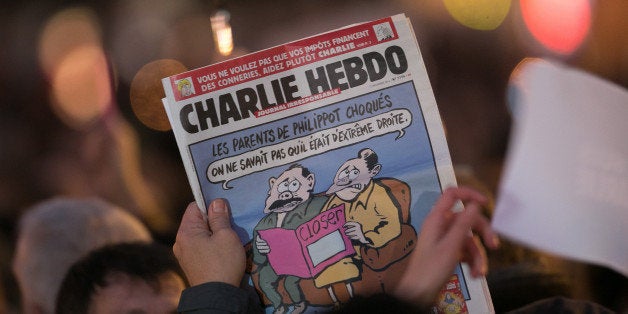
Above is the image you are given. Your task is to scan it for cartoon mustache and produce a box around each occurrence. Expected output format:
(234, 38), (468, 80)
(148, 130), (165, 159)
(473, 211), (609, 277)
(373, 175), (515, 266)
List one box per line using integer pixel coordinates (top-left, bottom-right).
(268, 197), (303, 211)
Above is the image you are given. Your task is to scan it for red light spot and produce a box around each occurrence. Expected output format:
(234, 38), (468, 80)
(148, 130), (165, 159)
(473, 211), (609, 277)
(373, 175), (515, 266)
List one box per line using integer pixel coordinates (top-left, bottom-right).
(520, 0), (591, 55)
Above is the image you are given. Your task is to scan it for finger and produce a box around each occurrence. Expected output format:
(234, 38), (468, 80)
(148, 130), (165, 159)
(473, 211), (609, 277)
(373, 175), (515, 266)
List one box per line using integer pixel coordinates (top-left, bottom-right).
(433, 187), (488, 215)
(470, 212), (500, 250)
(183, 201), (204, 223)
(441, 202), (482, 254)
(443, 202), (492, 277)
(454, 186), (489, 204)
(207, 199), (232, 233)
(430, 187), (460, 217)
(462, 235), (488, 277)
(422, 186), (487, 239)
(178, 202), (210, 235)
(173, 202), (207, 258)
(420, 203), (453, 243)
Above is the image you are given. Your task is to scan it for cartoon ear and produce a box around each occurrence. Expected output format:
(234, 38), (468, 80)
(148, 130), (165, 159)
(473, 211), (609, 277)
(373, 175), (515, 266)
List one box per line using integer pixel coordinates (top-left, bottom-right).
(306, 173), (315, 188)
(370, 164), (381, 176)
(268, 177), (276, 193)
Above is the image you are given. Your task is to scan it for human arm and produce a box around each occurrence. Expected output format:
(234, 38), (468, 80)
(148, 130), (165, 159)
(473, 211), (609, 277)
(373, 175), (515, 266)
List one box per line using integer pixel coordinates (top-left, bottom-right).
(173, 200), (262, 313)
(392, 186), (500, 307)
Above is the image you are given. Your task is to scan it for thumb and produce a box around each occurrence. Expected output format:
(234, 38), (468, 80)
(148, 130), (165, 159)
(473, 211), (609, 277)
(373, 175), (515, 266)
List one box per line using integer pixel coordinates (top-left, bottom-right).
(207, 198), (232, 232)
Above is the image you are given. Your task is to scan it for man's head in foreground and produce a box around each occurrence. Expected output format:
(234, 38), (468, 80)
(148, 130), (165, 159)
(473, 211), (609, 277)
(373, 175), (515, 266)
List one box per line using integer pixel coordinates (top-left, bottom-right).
(12, 197), (152, 314)
(56, 242), (187, 314)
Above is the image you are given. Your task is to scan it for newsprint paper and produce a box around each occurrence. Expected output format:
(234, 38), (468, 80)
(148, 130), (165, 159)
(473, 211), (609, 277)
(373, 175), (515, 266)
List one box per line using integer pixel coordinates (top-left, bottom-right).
(162, 14), (493, 313)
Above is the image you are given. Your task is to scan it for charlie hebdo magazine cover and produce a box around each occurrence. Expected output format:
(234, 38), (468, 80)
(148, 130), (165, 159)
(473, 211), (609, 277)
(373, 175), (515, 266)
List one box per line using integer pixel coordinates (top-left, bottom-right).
(162, 13), (494, 314)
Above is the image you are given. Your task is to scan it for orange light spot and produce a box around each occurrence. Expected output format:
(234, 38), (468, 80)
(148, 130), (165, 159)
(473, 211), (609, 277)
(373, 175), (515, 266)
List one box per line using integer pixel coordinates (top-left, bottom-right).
(50, 45), (112, 128)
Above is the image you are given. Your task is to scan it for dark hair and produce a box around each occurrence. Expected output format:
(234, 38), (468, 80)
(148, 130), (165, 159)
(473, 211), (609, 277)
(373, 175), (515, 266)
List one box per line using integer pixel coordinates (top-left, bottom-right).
(287, 163), (312, 178)
(55, 242), (186, 314)
(358, 148), (379, 171)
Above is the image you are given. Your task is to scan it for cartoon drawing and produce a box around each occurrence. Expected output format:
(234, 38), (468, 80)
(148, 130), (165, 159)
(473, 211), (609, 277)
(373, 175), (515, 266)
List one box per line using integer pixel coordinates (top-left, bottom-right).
(176, 78), (194, 97)
(374, 23), (394, 41)
(435, 275), (468, 314)
(256, 204), (356, 279)
(247, 150), (418, 311)
(252, 164), (328, 314)
(438, 292), (466, 314)
(313, 148), (410, 305)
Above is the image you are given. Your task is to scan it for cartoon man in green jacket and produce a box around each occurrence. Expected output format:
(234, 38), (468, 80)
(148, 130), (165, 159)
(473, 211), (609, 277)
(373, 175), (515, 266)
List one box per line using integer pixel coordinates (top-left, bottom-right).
(253, 164), (327, 314)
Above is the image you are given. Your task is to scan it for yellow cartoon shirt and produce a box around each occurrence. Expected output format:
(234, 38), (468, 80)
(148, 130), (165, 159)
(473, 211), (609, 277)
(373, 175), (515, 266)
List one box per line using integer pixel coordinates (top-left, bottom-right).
(313, 180), (402, 288)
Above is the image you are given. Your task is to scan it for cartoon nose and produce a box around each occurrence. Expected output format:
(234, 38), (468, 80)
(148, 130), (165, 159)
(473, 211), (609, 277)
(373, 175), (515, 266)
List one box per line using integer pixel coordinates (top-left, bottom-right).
(279, 191), (292, 200)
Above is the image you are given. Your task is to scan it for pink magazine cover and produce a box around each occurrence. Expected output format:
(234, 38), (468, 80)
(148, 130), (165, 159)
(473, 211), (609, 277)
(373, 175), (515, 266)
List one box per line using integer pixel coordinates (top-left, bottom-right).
(257, 204), (355, 277)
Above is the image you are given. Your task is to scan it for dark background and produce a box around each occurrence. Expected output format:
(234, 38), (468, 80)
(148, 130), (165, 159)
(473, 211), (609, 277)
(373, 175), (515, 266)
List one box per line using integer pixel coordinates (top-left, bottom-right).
(1, 0), (626, 312)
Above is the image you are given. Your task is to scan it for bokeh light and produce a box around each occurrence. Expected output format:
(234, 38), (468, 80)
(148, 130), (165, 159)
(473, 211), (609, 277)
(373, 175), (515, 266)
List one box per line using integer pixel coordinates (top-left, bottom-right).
(130, 59), (188, 131)
(520, 0), (592, 55)
(210, 10), (234, 56)
(444, 0), (511, 30)
(50, 46), (112, 128)
(38, 7), (112, 129)
(38, 7), (102, 77)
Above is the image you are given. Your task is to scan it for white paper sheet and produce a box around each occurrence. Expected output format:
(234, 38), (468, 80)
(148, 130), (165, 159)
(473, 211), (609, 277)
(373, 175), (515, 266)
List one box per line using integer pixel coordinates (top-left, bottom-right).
(493, 59), (628, 277)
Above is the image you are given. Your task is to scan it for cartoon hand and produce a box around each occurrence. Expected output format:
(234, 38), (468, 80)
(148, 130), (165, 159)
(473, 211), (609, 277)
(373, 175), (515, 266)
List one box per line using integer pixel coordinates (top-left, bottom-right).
(256, 235), (270, 254)
(344, 221), (369, 244)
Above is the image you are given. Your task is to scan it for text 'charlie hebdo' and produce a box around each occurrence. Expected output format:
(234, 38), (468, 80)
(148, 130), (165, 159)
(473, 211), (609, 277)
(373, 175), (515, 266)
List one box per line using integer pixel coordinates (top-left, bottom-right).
(179, 45), (408, 134)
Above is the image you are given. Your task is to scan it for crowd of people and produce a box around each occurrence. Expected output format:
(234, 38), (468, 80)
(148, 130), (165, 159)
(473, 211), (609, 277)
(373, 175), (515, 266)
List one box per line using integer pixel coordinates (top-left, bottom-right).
(8, 187), (502, 314)
(4, 185), (623, 313)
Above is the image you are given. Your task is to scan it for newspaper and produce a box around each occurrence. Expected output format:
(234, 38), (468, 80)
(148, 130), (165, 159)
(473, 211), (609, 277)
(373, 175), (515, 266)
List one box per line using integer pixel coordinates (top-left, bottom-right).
(162, 14), (493, 313)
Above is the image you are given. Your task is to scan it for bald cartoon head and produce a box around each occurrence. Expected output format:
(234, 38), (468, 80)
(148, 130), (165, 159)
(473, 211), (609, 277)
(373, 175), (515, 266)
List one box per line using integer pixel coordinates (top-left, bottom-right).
(327, 148), (381, 201)
(263, 164), (315, 214)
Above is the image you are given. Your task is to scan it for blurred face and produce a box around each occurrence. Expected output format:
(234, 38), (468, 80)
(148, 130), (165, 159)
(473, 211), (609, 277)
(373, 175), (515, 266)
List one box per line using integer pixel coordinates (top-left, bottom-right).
(88, 271), (185, 314)
(264, 167), (315, 214)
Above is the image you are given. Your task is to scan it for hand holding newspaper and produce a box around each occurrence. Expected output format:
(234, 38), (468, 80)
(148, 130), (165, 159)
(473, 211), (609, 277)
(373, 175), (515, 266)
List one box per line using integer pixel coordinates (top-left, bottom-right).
(162, 14), (493, 313)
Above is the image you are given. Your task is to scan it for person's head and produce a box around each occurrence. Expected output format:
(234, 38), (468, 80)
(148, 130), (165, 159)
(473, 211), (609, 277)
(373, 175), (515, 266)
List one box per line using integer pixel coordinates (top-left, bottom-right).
(56, 242), (186, 314)
(327, 148), (381, 201)
(264, 164), (315, 214)
(12, 197), (152, 314)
